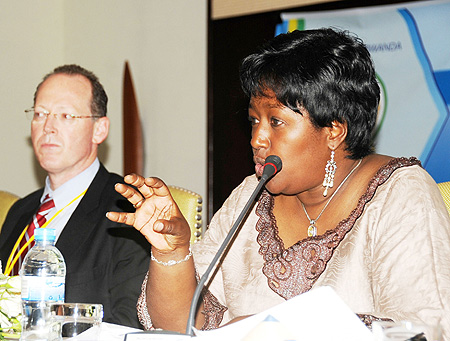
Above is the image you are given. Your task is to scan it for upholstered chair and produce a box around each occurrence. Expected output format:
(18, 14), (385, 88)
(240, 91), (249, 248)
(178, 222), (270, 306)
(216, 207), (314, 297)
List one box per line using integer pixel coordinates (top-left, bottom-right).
(168, 186), (203, 243)
(438, 181), (450, 215)
(0, 191), (19, 234)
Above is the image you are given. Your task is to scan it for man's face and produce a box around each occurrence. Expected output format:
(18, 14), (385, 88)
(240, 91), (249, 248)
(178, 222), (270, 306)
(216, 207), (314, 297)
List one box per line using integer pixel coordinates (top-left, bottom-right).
(31, 73), (108, 187)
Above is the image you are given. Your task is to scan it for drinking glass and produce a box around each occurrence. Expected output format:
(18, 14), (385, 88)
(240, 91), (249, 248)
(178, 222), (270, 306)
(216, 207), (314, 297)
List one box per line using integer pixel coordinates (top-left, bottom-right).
(49, 303), (103, 338)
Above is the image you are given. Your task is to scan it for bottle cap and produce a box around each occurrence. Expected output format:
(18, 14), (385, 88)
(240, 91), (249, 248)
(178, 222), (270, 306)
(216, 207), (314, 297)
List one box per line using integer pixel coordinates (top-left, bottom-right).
(34, 228), (56, 242)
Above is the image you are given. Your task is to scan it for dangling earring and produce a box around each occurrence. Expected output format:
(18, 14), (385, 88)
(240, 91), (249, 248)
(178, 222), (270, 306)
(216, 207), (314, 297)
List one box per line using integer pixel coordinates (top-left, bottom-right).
(322, 150), (336, 197)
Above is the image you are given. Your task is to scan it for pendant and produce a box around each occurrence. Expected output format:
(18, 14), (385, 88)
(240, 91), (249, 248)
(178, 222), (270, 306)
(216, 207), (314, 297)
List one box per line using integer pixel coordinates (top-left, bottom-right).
(307, 223), (317, 237)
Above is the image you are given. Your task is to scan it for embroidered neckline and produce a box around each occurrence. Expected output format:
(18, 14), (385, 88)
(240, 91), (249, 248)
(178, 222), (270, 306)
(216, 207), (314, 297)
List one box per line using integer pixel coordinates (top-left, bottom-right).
(255, 157), (421, 300)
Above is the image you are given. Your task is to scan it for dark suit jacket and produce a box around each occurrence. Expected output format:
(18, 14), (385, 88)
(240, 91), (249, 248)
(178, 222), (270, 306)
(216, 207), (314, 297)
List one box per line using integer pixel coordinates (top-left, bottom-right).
(0, 164), (150, 329)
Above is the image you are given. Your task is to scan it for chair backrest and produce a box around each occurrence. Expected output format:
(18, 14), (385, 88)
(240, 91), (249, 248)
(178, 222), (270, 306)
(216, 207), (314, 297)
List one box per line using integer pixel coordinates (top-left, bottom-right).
(168, 186), (203, 243)
(438, 181), (450, 215)
(0, 190), (19, 233)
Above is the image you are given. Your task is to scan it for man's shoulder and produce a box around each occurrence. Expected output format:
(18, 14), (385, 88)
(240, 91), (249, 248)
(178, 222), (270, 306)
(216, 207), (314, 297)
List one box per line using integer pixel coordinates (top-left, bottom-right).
(85, 165), (133, 212)
(0, 188), (43, 258)
(9, 188), (43, 211)
(96, 164), (126, 185)
(89, 164), (124, 192)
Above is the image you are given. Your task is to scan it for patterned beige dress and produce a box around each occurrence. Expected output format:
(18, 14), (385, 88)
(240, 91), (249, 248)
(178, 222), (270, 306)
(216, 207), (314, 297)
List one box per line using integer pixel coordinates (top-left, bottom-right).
(138, 157), (450, 339)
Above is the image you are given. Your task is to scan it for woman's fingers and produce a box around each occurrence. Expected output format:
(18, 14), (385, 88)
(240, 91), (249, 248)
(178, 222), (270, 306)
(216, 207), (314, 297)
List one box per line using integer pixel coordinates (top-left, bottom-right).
(114, 183), (145, 208)
(114, 175), (167, 207)
(147, 217), (192, 250)
(108, 174), (192, 250)
(123, 173), (146, 187)
(107, 212), (191, 252)
(121, 174), (171, 200)
(143, 177), (172, 197)
(106, 211), (136, 226)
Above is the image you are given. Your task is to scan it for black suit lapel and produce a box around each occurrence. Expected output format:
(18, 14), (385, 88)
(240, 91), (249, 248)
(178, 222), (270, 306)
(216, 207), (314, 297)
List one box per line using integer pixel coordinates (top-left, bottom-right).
(0, 190), (42, 265)
(55, 165), (110, 260)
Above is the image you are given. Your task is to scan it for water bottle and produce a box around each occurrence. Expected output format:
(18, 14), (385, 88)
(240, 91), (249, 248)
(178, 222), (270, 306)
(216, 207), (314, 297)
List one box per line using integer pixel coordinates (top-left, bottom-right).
(20, 228), (66, 340)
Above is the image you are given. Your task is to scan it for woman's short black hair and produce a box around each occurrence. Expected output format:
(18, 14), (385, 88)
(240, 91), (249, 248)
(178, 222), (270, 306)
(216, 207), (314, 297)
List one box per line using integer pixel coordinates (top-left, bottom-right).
(239, 28), (380, 159)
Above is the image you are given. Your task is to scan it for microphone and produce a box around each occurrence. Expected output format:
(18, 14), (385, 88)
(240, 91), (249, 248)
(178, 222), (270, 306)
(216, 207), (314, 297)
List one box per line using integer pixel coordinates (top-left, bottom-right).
(185, 155), (282, 335)
(260, 155), (282, 182)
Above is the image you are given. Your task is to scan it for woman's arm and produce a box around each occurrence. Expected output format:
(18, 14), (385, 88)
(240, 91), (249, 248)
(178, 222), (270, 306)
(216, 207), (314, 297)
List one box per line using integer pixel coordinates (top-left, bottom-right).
(370, 168), (450, 338)
(107, 174), (205, 332)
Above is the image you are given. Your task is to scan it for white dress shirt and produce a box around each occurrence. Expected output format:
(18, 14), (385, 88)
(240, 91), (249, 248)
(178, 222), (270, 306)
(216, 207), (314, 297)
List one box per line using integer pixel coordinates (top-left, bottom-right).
(40, 158), (100, 240)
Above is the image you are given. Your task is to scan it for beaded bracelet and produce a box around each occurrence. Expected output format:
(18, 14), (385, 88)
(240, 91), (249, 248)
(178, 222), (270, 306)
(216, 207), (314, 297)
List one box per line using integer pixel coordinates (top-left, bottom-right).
(150, 247), (192, 266)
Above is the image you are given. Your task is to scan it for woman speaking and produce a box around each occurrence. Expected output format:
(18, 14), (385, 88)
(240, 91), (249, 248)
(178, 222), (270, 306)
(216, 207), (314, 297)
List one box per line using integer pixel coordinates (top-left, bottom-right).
(107, 28), (450, 338)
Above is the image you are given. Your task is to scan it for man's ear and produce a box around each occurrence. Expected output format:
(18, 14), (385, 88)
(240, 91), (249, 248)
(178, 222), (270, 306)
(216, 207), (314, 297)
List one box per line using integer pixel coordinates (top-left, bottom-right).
(92, 117), (109, 145)
(326, 120), (347, 150)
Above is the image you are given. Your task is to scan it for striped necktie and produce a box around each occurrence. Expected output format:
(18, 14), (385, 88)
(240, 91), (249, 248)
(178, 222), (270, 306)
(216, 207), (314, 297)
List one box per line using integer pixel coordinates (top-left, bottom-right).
(12, 194), (55, 275)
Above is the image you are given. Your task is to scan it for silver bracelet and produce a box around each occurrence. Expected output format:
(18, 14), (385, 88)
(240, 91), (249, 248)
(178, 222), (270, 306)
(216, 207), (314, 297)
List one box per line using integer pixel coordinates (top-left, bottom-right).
(151, 247), (192, 266)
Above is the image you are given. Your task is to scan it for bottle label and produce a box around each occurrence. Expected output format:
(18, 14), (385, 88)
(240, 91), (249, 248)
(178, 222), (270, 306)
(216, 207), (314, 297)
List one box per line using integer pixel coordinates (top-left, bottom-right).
(21, 276), (65, 302)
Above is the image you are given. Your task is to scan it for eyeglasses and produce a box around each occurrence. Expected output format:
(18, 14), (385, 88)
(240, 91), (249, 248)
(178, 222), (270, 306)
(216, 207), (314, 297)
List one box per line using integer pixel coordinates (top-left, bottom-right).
(25, 108), (102, 123)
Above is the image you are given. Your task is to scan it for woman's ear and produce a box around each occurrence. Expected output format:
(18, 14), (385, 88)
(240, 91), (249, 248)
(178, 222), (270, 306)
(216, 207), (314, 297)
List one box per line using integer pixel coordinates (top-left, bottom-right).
(327, 120), (347, 150)
(92, 117), (110, 145)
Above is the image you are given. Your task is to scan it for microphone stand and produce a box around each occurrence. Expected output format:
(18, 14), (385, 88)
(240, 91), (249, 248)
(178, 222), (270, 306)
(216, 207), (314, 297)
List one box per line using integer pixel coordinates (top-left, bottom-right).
(185, 156), (281, 336)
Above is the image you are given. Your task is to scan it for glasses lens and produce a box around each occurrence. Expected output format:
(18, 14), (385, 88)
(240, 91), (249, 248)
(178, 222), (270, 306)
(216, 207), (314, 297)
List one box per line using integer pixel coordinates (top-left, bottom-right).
(25, 109), (98, 122)
(61, 113), (74, 121)
(25, 109), (49, 122)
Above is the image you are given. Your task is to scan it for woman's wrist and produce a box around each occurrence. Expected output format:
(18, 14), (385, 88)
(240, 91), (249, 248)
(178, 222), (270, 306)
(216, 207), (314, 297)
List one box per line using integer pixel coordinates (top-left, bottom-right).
(151, 246), (192, 267)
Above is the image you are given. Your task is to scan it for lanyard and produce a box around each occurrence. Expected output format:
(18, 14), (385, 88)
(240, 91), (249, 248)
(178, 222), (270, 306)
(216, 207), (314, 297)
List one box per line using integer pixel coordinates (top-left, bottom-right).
(4, 189), (87, 276)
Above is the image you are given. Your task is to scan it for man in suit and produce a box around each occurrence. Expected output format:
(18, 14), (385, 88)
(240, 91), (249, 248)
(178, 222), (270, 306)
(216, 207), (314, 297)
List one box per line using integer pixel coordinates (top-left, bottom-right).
(0, 64), (150, 329)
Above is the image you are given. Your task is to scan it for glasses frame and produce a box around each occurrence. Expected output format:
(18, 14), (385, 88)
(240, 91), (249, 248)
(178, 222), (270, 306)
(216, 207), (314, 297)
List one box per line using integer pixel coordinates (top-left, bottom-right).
(25, 108), (103, 122)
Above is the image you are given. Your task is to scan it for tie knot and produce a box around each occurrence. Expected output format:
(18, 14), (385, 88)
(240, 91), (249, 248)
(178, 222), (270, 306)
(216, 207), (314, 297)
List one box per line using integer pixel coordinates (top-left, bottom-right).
(39, 194), (55, 213)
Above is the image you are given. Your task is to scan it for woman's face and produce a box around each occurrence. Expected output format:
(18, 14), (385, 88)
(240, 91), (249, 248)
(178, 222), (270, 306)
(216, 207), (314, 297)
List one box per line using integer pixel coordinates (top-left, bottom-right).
(249, 94), (330, 196)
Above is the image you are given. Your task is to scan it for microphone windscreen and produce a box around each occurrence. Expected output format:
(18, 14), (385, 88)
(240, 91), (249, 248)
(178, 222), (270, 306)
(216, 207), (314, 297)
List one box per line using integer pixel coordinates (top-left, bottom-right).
(262, 155), (282, 179)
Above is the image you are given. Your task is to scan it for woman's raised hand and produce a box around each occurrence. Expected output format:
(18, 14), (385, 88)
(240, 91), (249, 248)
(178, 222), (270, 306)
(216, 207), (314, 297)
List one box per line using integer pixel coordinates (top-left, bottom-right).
(106, 174), (191, 252)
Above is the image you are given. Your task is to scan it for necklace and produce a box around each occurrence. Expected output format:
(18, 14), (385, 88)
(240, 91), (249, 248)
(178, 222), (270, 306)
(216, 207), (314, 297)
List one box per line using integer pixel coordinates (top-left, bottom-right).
(301, 158), (362, 237)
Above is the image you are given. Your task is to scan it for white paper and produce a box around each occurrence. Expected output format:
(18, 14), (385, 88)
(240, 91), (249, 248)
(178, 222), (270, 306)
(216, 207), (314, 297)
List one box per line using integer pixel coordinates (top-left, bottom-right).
(124, 332), (193, 341)
(194, 286), (374, 341)
(68, 322), (141, 340)
(70, 287), (375, 340)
